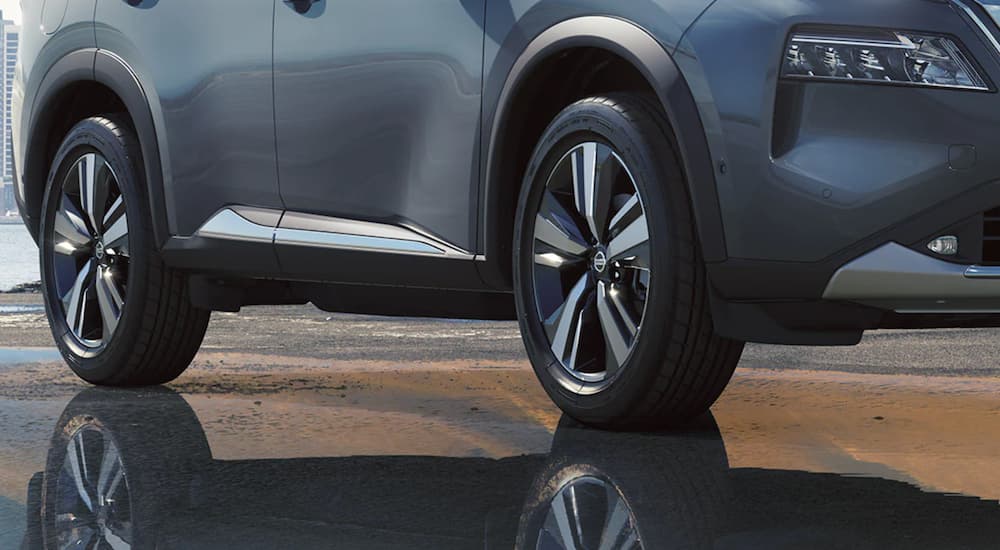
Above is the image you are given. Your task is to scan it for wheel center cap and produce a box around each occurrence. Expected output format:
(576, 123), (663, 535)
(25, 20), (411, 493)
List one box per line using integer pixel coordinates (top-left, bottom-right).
(95, 241), (106, 261)
(592, 250), (608, 273)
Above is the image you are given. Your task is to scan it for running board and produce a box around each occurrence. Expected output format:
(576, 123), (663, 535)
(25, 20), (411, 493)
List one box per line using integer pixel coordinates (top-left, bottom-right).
(194, 207), (477, 260)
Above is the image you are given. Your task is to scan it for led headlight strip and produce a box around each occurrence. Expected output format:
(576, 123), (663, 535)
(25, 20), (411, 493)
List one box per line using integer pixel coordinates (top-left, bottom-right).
(781, 27), (989, 91)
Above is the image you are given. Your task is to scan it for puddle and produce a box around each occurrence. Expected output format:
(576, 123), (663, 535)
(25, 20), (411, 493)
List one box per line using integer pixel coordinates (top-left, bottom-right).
(0, 348), (61, 365)
(0, 305), (44, 314)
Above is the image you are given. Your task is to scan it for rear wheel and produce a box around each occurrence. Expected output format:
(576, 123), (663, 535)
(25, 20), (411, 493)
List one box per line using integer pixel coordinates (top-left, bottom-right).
(40, 116), (209, 386)
(513, 94), (744, 429)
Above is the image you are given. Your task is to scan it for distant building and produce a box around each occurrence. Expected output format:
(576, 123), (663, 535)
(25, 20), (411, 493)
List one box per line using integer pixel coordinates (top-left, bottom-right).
(1, 183), (11, 215)
(0, 13), (18, 216)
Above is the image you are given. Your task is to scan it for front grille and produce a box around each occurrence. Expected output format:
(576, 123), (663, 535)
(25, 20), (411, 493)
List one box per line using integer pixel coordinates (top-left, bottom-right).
(984, 207), (1000, 263)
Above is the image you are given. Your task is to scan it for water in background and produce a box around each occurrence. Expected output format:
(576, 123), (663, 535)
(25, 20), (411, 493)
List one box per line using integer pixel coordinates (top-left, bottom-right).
(0, 224), (39, 291)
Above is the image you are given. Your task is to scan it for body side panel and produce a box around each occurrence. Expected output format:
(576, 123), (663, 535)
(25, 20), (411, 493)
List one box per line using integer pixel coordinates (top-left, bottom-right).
(272, 0), (487, 252)
(93, 0), (280, 239)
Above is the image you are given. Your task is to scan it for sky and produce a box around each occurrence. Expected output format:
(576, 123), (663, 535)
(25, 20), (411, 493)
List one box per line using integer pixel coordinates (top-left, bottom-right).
(0, 0), (19, 24)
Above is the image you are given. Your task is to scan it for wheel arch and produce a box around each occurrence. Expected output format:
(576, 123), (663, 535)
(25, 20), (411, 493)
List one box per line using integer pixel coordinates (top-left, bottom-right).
(478, 16), (727, 290)
(22, 49), (169, 247)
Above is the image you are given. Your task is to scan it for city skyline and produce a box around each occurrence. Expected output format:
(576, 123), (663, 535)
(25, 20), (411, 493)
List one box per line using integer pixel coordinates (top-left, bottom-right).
(0, 9), (17, 217)
(0, 1), (18, 24)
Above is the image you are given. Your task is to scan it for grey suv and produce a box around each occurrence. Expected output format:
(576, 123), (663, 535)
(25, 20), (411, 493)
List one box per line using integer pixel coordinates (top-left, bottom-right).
(15, 0), (1000, 429)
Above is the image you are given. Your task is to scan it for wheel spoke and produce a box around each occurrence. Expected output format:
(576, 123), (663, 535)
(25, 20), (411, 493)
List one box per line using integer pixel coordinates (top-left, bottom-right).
(606, 214), (649, 263)
(66, 436), (95, 513)
(95, 267), (124, 339)
(572, 143), (616, 243)
(103, 212), (129, 253)
(96, 435), (123, 503)
(599, 496), (630, 550)
(546, 274), (592, 367)
(597, 282), (637, 371)
(566, 309), (586, 372)
(534, 251), (585, 269)
(62, 260), (95, 339)
(54, 200), (92, 248)
(550, 492), (578, 550)
(104, 526), (132, 550)
(103, 195), (125, 229)
(608, 193), (641, 236)
(569, 484), (588, 546)
(60, 525), (97, 550)
(535, 214), (588, 258)
(79, 154), (109, 234)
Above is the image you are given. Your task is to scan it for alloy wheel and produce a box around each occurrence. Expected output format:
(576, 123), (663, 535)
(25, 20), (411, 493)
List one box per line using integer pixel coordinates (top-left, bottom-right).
(536, 475), (642, 550)
(532, 142), (651, 386)
(54, 426), (134, 549)
(49, 152), (130, 350)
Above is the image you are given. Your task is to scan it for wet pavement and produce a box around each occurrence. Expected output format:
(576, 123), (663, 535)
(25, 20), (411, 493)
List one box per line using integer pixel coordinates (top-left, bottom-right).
(0, 296), (999, 548)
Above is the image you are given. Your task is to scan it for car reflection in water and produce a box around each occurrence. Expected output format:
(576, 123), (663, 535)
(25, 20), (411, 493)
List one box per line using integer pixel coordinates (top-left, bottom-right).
(19, 388), (1000, 550)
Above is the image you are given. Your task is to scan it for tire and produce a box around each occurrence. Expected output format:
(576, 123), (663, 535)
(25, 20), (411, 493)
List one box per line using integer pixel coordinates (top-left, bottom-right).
(39, 115), (209, 386)
(20, 473), (43, 550)
(513, 94), (745, 430)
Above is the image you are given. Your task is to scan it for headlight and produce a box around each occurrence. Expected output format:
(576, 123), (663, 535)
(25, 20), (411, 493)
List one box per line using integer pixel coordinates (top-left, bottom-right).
(781, 28), (990, 91)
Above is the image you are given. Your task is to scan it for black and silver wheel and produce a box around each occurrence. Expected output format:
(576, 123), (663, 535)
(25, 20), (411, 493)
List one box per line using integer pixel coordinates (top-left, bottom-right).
(48, 152), (130, 352)
(51, 425), (134, 549)
(40, 116), (210, 386)
(529, 141), (650, 388)
(514, 94), (745, 429)
(534, 475), (642, 549)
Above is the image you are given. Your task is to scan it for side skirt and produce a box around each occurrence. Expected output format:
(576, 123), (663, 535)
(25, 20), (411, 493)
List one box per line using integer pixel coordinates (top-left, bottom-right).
(165, 207), (515, 318)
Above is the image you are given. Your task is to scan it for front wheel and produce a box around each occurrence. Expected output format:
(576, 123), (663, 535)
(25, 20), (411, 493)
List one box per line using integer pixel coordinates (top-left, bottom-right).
(513, 94), (744, 429)
(39, 115), (209, 386)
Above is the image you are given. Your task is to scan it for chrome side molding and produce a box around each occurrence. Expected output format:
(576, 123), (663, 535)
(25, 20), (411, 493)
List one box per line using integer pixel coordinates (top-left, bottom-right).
(274, 211), (473, 258)
(193, 207), (475, 259)
(194, 207), (277, 244)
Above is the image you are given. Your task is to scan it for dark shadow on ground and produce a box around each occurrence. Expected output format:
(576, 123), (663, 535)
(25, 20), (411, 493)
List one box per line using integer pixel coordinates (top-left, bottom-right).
(19, 387), (1000, 549)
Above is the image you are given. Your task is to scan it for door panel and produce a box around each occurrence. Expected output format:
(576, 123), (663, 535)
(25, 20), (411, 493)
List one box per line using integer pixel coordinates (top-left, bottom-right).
(274, 0), (486, 252)
(95, 0), (279, 237)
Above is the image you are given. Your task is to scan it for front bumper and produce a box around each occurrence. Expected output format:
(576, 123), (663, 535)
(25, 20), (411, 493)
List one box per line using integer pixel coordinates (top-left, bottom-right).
(686, 0), (1000, 266)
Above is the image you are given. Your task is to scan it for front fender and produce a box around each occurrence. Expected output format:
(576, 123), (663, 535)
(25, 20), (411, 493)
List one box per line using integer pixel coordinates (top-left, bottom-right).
(479, 14), (727, 289)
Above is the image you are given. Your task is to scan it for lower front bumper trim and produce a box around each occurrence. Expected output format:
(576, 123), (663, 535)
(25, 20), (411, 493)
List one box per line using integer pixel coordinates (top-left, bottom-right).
(964, 265), (1000, 279)
(823, 242), (1000, 313)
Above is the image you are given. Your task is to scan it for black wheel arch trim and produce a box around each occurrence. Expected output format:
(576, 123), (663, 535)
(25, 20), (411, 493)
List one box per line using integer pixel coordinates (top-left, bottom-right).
(20, 48), (97, 242)
(477, 15), (727, 290)
(92, 50), (169, 249)
(23, 48), (169, 248)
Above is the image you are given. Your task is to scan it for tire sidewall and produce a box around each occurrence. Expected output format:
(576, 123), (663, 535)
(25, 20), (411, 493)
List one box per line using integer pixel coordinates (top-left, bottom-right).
(40, 118), (152, 382)
(513, 98), (690, 425)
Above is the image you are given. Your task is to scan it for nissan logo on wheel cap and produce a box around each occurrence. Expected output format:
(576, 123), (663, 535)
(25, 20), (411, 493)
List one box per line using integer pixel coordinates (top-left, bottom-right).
(592, 251), (608, 273)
